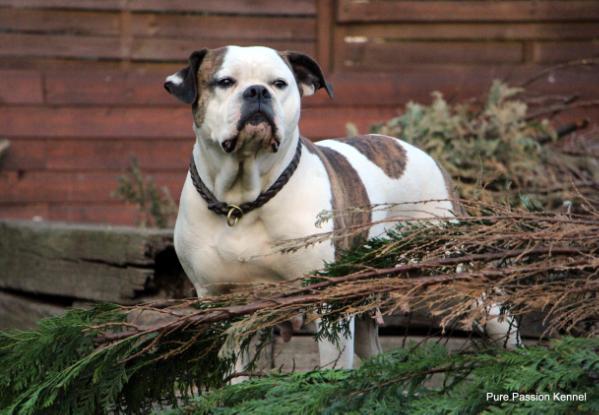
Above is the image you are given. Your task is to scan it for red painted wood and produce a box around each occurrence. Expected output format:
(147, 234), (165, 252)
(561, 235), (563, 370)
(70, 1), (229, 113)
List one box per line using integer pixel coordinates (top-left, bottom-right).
(0, 70), (43, 104)
(46, 202), (141, 225)
(1, 138), (192, 171)
(337, 1), (599, 23)
(0, 0), (316, 14)
(532, 41), (599, 64)
(131, 14), (314, 40)
(0, 170), (184, 203)
(0, 8), (121, 35)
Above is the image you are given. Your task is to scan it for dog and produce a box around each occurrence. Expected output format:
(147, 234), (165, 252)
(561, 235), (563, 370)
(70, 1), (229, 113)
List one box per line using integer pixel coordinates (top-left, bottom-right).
(164, 46), (520, 371)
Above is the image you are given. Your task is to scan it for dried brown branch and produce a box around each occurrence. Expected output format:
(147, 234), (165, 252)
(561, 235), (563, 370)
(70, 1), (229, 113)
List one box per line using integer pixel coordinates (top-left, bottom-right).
(89, 205), (598, 356)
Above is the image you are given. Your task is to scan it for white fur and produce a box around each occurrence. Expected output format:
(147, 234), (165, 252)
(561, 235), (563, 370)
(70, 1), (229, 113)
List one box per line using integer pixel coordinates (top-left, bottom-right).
(165, 73), (183, 85)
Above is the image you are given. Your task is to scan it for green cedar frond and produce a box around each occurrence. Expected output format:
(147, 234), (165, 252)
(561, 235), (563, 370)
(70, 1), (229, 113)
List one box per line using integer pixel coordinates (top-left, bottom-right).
(0, 304), (234, 414)
(163, 337), (599, 415)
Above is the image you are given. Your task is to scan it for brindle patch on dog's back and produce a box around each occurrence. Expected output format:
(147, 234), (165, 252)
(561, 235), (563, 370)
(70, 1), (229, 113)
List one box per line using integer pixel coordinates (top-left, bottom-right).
(192, 47), (227, 126)
(302, 138), (371, 258)
(335, 134), (407, 179)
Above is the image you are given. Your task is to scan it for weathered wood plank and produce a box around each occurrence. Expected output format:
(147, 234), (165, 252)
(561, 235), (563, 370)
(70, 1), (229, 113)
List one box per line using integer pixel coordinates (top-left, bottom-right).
(0, 203), (140, 225)
(131, 14), (314, 40)
(0, 137), (189, 173)
(46, 203), (141, 225)
(0, 33), (123, 59)
(337, 1), (599, 23)
(0, 106), (192, 139)
(0, 219), (174, 302)
(0, 56), (158, 71)
(127, 0), (316, 15)
(337, 40), (523, 69)
(532, 41), (599, 63)
(0, 0), (315, 14)
(340, 22), (599, 41)
(0, 170), (183, 203)
(0, 0), (124, 10)
(130, 37), (315, 61)
(0, 8), (121, 36)
(44, 70), (171, 106)
(0, 70), (43, 104)
(0, 291), (66, 330)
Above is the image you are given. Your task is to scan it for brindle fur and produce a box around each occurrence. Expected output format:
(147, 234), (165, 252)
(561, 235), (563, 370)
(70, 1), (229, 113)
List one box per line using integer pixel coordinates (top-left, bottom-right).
(336, 135), (407, 179)
(302, 138), (371, 258)
(192, 47), (227, 126)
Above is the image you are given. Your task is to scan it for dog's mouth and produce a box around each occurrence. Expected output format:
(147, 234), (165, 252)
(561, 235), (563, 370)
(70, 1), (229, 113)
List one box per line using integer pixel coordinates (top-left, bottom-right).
(245, 111), (273, 127)
(222, 111), (280, 154)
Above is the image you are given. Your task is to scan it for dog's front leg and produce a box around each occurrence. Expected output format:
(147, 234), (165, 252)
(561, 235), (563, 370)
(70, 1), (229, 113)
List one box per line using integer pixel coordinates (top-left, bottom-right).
(355, 315), (383, 360)
(483, 303), (522, 349)
(231, 346), (252, 384)
(315, 316), (355, 369)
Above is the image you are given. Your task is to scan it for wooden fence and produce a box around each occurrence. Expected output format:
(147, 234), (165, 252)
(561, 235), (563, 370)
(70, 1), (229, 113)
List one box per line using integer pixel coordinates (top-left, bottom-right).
(0, 0), (598, 225)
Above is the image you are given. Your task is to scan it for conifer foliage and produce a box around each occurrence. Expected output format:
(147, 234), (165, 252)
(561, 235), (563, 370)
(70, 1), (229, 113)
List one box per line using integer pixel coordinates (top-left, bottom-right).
(0, 304), (234, 414)
(164, 337), (599, 415)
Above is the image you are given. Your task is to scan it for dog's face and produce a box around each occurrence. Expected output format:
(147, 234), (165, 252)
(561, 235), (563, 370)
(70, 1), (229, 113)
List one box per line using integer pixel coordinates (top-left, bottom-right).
(164, 46), (332, 155)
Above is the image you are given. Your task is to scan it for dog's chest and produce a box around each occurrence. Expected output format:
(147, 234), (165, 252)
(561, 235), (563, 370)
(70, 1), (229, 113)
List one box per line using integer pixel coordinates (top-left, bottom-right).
(176, 213), (282, 287)
(174, 156), (336, 293)
(211, 220), (273, 269)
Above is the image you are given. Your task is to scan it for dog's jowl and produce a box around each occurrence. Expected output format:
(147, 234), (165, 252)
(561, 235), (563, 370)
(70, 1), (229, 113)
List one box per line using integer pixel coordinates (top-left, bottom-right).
(164, 46), (520, 372)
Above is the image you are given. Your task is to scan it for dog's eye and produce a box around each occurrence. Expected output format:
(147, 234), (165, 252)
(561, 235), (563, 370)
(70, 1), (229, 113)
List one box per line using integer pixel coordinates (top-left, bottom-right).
(272, 79), (288, 89)
(216, 77), (236, 88)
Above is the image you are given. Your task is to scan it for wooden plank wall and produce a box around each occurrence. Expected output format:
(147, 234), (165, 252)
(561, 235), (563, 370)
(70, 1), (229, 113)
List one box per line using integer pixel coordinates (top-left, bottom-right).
(335, 0), (599, 70)
(0, 0), (598, 225)
(0, 0), (319, 224)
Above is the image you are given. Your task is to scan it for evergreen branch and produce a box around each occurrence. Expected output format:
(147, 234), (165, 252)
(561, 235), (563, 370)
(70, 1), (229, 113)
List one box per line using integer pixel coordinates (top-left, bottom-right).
(161, 337), (599, 415)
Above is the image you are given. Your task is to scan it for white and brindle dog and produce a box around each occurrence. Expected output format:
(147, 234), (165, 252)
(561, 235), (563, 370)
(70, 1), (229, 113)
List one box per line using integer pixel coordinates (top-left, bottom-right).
(164, 45), (520, 371)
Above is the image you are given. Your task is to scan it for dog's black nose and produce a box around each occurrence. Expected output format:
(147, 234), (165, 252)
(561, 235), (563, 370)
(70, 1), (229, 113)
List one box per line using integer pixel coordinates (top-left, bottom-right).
(243, 85), (271, 102)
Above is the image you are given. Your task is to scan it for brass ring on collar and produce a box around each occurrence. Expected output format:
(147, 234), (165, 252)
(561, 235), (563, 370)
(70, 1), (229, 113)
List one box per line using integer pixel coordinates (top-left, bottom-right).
(226, 205), (243, 227)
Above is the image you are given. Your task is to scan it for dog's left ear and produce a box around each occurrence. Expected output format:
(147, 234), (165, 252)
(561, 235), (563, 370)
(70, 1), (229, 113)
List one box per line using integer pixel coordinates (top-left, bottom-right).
(164, 49), (208, 104)
(283, 51), (334, 99)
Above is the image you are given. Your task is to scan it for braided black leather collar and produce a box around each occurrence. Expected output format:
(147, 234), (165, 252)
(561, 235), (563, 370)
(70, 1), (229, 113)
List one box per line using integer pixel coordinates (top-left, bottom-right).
(189, 138), (302, 226)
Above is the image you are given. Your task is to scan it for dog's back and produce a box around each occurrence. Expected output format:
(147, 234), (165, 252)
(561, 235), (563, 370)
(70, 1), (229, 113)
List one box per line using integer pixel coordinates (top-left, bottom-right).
(311, 134), (458, 243)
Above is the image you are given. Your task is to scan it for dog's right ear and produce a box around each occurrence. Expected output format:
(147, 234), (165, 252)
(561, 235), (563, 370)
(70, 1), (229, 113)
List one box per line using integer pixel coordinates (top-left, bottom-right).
(164, 49), (208, 104)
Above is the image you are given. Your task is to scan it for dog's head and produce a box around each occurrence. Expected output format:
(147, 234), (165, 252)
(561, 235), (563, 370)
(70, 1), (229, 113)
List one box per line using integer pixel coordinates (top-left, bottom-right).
(164, 46), (333, 155)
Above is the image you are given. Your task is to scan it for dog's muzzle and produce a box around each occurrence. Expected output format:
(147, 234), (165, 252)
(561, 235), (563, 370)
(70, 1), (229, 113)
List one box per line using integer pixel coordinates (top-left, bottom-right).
(222, 85), (279, 153)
